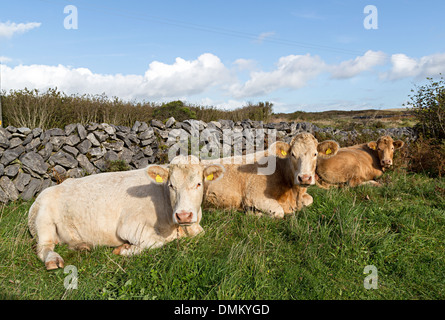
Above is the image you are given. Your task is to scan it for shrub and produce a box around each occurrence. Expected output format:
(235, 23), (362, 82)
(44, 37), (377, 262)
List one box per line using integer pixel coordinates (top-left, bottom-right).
(153, 100), (196, 121)
(405, 76), (445, 141)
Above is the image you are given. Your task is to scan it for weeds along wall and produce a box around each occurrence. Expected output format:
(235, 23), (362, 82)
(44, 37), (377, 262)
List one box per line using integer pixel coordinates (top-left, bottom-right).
(0, 118), (417, 204)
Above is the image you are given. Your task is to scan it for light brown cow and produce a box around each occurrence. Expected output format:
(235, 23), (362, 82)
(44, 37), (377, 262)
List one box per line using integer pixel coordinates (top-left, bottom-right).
(316, 135), (404, 188)
(202, 133), (339, 218)
(28, 156), (224, 270)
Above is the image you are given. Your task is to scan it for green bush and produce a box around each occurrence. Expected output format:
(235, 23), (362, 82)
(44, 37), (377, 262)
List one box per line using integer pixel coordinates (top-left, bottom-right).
(153, 100), (197, 121)
(406, 76), (445, 141)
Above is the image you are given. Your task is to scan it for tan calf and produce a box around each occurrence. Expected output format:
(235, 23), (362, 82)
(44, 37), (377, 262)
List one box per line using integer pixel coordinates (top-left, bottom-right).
(316, 135), (404, 188)
(203, 133), (339, 218)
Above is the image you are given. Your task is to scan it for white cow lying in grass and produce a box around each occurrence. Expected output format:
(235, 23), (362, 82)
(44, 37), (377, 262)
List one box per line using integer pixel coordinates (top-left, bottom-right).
(28, 156), (224, 270)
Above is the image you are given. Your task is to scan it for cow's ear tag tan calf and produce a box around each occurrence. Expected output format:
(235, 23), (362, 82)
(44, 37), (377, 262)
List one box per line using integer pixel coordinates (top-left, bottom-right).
(367, 141), (377, 150)
(203, 164), (225, 183)
(146, 165), (169, 184)
(269, 141), (291, 159)
(317, 140), (339, 159)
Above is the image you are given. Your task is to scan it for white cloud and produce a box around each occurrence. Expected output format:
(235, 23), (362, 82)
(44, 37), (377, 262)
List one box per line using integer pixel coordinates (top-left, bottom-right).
(0, 21), (41, 38)
(255, 32), (276, 44)
(229, 54), (326, 98)
(0, 56), (12, 63)
(1, 53), (231, 101)
(330, 50), (388, 79)
(383, 52), (445, 80)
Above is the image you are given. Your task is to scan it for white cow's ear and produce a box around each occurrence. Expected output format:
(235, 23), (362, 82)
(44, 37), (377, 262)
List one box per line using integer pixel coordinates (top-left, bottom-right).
(146, 165), (169, 184)
(269, 141), (291, 159)
(317, 140), (339, 159)
(203, 164), (225, 183)
(393, 140), (404, 149)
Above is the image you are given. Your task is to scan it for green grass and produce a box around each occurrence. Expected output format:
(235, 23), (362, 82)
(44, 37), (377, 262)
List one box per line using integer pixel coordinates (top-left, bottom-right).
(0, 171), (444, 300)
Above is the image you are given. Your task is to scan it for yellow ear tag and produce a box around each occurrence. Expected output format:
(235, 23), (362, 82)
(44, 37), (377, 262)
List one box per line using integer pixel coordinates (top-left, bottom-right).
(326, 148), (332, 155)
(371, 146), (376, 150)
(206, 173), (214, 181)
(281, 150), (287, 156)
(155, 175), (164, 183)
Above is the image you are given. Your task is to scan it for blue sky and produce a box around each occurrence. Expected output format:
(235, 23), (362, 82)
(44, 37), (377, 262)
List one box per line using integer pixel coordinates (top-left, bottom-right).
(1, 0), (445, 113)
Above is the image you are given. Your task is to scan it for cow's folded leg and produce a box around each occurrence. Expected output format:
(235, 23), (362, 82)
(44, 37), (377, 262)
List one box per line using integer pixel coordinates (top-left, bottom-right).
(251, 199), (285, 219)
(301, 193), (313, 207)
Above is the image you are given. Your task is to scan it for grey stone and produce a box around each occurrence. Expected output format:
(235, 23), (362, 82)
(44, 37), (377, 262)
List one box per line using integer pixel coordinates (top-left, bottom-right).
(22, 134), (33, 146)
(4, 164), (20, 178)
(132, 121), (141, 132)
(0, 188), (9, 203)
(86, 133), (101, 147)
(65, 123), (77, 136)
(89, 147), (106, 158)
(25, 137), (41, 151)
(65, 134), (80, 146)
(116, 125), (131, 133)
(86, 123), (98, 131)
(0, 176), (19, 201)
(17, 127), (32, 135)
(118, 148), (134, 164)
(32, 128), (43, 138)
(9, 137), (23, 148)
(151, 119), (165, 129)
(0, 164), (4, 176)
(104, 150), (119, 162)
(49, 151), (78, 169)
(142, 146), (154, 156)
(103, 139), (124, 152)
(77, 123), (87, 140)
(62, 145), (79, 157)
(49, 136), (67, 151)
(1, 146), (24, 166)
(93, 130), (109, 142)
(0, 128), (11, 148)
(77, 154), (96, 175)
(165, 117), (176, 128)
(139, 127), (154, 140)
(38, 142), (53, 161)
(20, 151), (49, 175)
(101, 123), (116, 135)
(93, 158), (107, 172)
(138, 122), (149, 132)
(46, 128), (65, 136)
(52, 165), (67, 176)
(13, 172), (31, 192)
(21, 178), (42, 201)
(76, 139), (92, 154)
(67, 168), (84, 178)
(5, 126), (17, 133)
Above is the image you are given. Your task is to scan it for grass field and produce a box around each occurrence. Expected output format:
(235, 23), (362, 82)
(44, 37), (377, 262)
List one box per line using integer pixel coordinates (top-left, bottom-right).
(0, 170), (444, 300)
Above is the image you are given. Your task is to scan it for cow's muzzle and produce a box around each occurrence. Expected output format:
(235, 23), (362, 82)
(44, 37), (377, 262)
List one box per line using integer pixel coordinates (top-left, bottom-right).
(297, 174), (313, 186)
(381, 159), (393, 168)
(175, 211), (194, 226)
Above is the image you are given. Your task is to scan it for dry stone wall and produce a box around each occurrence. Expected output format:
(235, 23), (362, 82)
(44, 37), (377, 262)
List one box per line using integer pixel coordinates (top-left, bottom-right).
(0, 117), (417, 203)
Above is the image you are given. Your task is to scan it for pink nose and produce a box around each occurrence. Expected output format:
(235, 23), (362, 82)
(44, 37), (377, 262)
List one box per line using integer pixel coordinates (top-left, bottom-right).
(175, 211), (193, 224)
(381, 159), (392, 166)
(298, 174), (312, 184)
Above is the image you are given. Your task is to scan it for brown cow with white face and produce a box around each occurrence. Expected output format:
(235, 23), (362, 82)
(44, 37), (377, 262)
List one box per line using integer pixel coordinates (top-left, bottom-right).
(316, 135), (404, 188)
(202, 133), (340, 218)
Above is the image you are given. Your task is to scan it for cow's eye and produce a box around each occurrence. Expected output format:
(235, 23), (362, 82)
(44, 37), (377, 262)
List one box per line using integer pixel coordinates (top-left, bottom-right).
(197, 183), (202, 188)
(314, 153), (318, 157)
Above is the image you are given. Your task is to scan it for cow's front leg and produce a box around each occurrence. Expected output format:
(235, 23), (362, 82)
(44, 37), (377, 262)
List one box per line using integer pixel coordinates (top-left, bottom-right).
(112, 240), (165, 256)
(250, 198), (285, 219)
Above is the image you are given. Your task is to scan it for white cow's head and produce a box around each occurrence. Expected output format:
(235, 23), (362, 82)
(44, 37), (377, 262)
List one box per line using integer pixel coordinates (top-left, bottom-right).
(270, 133), (339, 186)
(146, 156), (225, 226)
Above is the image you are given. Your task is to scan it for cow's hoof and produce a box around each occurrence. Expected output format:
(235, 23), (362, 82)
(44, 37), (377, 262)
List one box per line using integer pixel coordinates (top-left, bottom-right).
(112, 243), (131, 255)
(45, 253), (64, 270)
